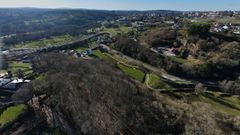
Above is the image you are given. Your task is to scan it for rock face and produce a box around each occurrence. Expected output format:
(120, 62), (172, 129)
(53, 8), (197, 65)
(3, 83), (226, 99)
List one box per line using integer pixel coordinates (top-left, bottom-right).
(28, 96), (76, 135)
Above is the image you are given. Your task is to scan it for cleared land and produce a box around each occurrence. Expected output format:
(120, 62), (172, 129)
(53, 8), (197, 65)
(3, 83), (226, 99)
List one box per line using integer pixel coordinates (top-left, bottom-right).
(146, 73), (171, 90)
(14, 35), (75, 49)
(92, 50), (116, 62)
(200, 92), (240, 116)
(175, 92), (240, 116)
(103, 26), (131, 35)
(0, 104), (27, 126)
(8, 61), (32, 76)
(192, 17), (240, 24)
(0, 61), (32, 76)
(117, 63), (145, 82)
(92, 50), (146, 82)
(75, 46), (89, 52)
(169, 56), (188, 64)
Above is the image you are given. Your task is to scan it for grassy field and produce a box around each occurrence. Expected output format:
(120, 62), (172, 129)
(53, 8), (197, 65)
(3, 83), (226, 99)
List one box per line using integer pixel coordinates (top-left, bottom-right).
(0, 61), (33, 77)
(200, 92), (240, 116)
(14, 35), (75, 49)
(192, 17), (240, 25)
(8, 61), (32, 75)
(171, 91), (240, 116)
(117, 63), (145, 82)
(92, 50), (116, 62)
(111, 54), (129, 64)
(75, 46), (89, 52)
(169, 56), (188, 64)
(92, 50), (145, 82)
(103, 26), (131, 35)
(176, 92), (240, 116)
(0, 104), (27, 126)
(9, 61), (31, 69)
(147, 73), (171, 89)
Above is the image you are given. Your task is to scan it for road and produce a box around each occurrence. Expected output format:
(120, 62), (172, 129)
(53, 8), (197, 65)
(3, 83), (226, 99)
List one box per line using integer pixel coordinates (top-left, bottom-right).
(5, 33), (110, 60)
(3, 32), (219, 89)
(108, 49), (219, 89)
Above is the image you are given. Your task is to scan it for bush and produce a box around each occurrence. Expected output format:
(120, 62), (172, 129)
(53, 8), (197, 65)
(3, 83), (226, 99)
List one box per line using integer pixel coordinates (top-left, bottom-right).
(220, 77), (240, 95)
(195, 83), (207, 95)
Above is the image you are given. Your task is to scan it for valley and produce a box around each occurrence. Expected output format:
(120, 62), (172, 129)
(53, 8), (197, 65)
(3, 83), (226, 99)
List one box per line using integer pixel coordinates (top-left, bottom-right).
(0, 8), (239, 135)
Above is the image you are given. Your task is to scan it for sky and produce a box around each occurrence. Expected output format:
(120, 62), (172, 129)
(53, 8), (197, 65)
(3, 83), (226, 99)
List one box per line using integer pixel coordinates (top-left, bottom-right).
(0, 0), (239, 11)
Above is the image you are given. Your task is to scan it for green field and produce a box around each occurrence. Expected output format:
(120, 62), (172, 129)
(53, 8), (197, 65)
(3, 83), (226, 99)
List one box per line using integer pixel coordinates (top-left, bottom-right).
(8, 61), (32, 77)
(191, 17), (240, 25)
(117, 63), (145, 82)
(103, 26), (131, 35)
(200, 92), (240, 116)
(9, 61), (31, 69)
(169, 56), (188, 64)
(177, 92), (240, 116)
(14, 35), (75, 49)
(147, 73), (171, 89)
(75, 46), (89, 52)
(0, 104), (27, 126)
(92, 50), (145, 82)
(109, 54), (131, 64)
(171, 91), (240, 116)
(92, 50), (116, 62)
(0, 61), (32, 76)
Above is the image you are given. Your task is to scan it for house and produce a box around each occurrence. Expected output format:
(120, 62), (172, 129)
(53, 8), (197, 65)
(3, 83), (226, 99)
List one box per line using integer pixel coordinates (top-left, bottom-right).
(222, 25), (229, 30)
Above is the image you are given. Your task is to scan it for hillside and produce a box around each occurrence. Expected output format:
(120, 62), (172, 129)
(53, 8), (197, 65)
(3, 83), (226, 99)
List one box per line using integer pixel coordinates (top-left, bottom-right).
(0, 8), (119, 46)
(1, 54), (238, 135)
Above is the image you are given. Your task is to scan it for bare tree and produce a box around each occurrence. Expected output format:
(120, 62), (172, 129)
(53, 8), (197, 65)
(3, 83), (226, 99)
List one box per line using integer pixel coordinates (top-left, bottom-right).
(16, 69), (24, 80)
(195, 83), (207, 95)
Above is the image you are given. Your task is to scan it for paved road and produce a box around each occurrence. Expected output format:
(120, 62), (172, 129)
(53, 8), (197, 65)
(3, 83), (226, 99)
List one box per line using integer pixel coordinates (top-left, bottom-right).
(3, 32), (219, 89)
(109, 49), (219, 89)
(5, 33), (110, 59)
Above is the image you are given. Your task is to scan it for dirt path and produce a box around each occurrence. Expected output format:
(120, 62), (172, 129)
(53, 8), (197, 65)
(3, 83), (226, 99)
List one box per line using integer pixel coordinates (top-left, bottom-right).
(144, 74), (167, 91)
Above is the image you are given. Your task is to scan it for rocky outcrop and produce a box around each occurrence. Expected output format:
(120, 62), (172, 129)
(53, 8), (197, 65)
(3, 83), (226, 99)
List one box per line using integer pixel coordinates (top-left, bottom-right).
(27, 95), (76, 135)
